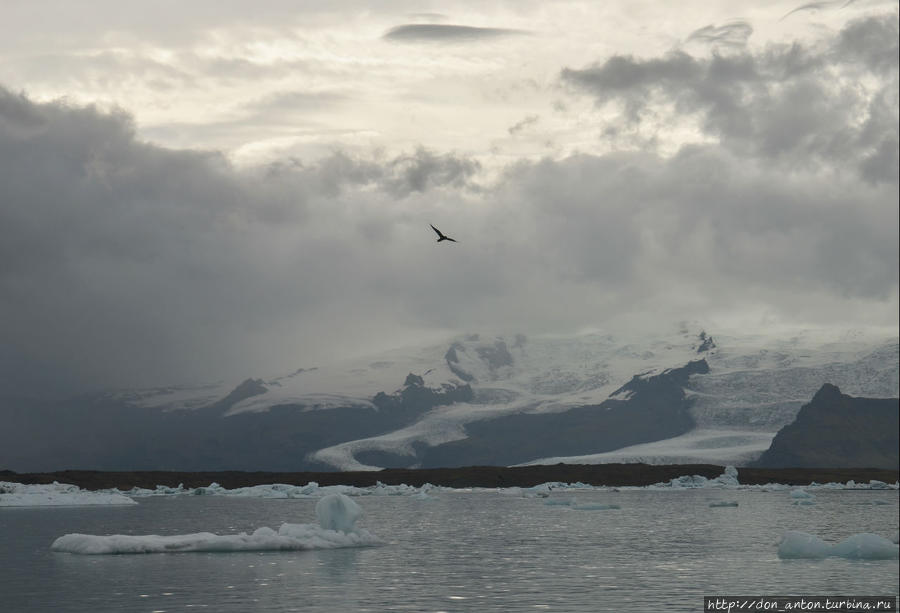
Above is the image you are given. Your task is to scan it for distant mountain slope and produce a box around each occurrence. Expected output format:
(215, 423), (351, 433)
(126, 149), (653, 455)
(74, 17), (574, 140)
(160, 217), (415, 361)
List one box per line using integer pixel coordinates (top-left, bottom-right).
(1, 326), (897, 472)
(753, 384), (899, 469)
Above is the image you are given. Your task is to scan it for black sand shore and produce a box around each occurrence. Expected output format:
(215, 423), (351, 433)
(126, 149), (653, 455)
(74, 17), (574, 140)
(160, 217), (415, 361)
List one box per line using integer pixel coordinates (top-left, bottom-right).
(2, 465), (898, 491)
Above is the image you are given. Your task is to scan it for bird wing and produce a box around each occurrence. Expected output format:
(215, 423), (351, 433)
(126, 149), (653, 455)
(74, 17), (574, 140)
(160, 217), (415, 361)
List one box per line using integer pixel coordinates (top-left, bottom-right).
(430, 224), (445, 238)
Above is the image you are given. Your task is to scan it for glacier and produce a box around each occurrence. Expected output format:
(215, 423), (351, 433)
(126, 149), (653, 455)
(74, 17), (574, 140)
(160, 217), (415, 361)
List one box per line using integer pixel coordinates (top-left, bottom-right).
(23, 325), (894, 472)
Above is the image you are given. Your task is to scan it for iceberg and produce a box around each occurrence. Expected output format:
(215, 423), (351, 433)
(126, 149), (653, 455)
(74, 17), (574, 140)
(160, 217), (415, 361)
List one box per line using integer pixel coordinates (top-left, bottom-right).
(315, 493), (362, 533)
(778, 531), (899, 560)
(51, 494), (379, 555)
(654, 465), (741, 489)
(0, 481), (136, 507)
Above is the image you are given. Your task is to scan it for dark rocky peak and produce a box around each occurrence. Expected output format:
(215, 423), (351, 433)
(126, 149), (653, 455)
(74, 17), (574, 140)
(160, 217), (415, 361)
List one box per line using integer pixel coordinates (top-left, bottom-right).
(404, 373), (425, 387)
(697, 330), (716, 353)
(372, 377), (474, 413)
(610, 359), (710, 398)
(210, 378), (268, 413)
(754, 385), (899, 469)
(811, 382), (843, 404)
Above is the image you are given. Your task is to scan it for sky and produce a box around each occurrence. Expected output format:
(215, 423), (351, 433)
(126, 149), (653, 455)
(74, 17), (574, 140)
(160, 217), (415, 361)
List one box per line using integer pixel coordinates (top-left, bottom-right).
(1, 0), (898, 393)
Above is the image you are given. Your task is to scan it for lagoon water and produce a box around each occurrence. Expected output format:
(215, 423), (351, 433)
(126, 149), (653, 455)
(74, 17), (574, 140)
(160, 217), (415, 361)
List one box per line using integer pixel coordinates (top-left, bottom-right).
(2, 488), (898, 612)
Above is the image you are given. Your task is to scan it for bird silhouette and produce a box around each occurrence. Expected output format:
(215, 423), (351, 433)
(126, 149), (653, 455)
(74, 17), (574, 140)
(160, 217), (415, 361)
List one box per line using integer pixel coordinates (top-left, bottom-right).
(430, 224), (458, 243)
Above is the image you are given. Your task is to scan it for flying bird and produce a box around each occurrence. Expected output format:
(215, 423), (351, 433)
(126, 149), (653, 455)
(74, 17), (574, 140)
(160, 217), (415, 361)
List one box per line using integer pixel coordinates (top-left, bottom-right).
(430, 224), (458, 243)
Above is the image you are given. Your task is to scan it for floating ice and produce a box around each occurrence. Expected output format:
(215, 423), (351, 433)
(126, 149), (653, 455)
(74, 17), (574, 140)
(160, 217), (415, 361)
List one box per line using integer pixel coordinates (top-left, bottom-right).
(0, 481), (136, 507)
(709, 501), (739, 507)
(792, 500), (816, 506)
(778, 531), (899, 560)
(544, 497), (576, 506)
(572, 503), (620, 511)
(316, 494), (362, 533)
(51, 494), (379, 555)
(654, 466), (741, 489)
(791, 489), (814, 499)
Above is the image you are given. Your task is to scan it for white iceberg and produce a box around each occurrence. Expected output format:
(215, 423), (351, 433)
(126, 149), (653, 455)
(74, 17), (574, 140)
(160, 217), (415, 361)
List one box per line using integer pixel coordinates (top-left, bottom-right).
(0, 481), (136, 507)
(778, 531), (899, 560)
(51, 493), (379, 555)
(654, 466), (741, 489)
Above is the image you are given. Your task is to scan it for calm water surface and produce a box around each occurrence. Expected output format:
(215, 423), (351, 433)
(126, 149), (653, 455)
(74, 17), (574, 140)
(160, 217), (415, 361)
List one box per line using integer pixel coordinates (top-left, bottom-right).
(2, 489), (898, 612)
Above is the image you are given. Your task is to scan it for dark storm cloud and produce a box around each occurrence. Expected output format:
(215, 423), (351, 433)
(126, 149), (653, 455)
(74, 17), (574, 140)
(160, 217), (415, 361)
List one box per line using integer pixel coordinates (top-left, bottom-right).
(686, 21), (753, 49)
(561, 15), (899, 183)
(382, 24), (526, 42)
(383, 148), (481, 196)
(835, 14), (900, 72)
(2, 5), (897, 396)
(0, 87), (493, 392)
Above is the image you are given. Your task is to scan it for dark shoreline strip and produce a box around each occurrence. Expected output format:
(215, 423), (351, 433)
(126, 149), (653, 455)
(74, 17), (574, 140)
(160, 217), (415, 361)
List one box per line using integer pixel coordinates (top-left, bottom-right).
(2, 465), (897, 491)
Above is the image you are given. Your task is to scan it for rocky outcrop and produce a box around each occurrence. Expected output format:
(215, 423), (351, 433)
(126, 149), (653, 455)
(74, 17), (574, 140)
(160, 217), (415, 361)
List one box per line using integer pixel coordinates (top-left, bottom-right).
(753, 384), (899, 469)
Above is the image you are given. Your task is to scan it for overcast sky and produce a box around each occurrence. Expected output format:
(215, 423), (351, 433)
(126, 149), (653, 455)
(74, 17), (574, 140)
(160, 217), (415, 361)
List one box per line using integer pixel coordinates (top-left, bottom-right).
(1, 1), (897, 392)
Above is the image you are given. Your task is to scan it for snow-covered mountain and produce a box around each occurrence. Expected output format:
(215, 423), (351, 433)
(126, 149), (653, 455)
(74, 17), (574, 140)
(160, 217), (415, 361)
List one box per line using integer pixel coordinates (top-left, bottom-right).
(3, 326), (897, 472)
(100, 326), (899, 469)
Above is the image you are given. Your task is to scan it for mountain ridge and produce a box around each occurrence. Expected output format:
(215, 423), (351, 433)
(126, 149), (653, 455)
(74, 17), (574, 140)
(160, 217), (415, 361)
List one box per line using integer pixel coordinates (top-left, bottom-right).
(1, 327), (897, 472)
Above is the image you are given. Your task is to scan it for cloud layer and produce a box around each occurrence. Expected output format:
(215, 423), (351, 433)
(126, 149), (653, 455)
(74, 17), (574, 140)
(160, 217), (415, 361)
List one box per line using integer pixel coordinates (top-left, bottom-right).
(1, 12), (897, 394)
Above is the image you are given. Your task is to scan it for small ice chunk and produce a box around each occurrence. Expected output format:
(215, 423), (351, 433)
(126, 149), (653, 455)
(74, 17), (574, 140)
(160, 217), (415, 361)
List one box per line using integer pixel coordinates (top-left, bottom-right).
(316, 494), (362, 533)
(544, 497), (576, 507)
(572, 503), (620, 511)
(832, 533), (900, 559)
(778, 531), (899, 560)
(717, 466), (740, 487)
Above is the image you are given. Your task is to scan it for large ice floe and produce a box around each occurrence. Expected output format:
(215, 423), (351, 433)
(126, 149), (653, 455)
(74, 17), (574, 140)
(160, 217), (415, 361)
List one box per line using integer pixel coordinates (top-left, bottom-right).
(51, 494), (379, 555)
(778, 531), (899, 560)
(0, 481), (137, 507)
